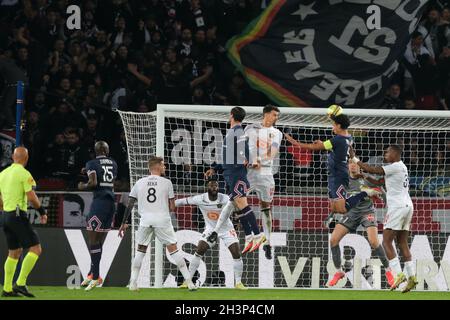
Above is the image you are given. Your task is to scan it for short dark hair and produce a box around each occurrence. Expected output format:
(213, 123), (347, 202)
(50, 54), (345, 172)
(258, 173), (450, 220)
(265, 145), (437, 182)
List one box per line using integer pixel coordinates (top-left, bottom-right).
(230, 106), (246, 122)
(389, 144), (403, 156)
(332, 114), (351, 129)
(263, 104), (280, 115)
(148, 156), (164, 169)
(64, 194), (85, 213)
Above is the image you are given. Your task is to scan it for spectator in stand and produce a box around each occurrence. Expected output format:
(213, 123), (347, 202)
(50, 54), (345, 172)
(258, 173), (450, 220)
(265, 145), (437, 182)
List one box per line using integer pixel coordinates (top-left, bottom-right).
(381, 84), (403, 109)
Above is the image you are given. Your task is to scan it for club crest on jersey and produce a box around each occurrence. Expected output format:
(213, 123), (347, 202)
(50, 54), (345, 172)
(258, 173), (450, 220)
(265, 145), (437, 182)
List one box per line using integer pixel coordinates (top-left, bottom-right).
(367, 214), (375, 222)
(217, 204), (222, 208)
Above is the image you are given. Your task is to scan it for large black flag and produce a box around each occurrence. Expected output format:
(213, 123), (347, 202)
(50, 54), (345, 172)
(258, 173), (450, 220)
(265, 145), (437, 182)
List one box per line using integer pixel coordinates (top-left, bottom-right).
(227, 0), (429, 108)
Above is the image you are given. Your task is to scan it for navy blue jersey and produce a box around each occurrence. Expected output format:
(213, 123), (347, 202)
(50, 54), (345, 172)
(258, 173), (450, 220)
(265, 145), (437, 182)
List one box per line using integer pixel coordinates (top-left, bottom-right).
(215, 124), (249, 179)
(85, 156), (118, 200)
(324, 135), (353, 179)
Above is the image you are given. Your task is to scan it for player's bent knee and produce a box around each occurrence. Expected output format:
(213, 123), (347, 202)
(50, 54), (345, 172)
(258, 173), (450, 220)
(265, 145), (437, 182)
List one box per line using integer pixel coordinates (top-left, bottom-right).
(9, 249), (23, 259)
(29, 245), (42, 256)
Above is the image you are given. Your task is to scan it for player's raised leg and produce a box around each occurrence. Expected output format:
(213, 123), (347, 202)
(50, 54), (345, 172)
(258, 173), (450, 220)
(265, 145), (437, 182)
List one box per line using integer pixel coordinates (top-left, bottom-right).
(327, 224), (349, 287)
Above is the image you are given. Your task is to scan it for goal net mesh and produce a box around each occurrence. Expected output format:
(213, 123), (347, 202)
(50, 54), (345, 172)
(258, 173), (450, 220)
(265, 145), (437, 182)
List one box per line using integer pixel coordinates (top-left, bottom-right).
(119, 108), (450, 291)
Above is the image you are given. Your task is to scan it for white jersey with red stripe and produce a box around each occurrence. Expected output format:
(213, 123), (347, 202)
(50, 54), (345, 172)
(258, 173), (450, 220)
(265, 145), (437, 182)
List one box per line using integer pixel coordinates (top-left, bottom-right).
(175, 193), (234, 234)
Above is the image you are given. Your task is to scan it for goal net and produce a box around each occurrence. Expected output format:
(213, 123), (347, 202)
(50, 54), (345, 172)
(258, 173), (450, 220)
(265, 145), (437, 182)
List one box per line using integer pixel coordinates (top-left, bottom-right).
(118, 105), (450, 291)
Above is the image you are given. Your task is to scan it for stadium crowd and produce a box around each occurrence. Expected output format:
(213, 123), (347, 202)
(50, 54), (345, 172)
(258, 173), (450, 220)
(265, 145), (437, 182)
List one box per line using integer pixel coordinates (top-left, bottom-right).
(0, 0), (449, 190)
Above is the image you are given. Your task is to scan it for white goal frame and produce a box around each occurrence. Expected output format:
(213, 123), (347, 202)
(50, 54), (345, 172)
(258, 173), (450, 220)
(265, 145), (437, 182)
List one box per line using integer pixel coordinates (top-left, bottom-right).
(123, 104), (450, 289)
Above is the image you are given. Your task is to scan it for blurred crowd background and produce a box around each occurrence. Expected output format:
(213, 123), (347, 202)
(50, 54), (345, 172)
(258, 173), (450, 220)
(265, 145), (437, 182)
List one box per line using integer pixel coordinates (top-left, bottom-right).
(0, 0), (449, 192)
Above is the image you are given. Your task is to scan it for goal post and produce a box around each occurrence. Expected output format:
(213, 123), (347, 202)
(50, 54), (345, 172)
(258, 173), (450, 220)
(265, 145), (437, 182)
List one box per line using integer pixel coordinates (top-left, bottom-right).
(119, 105), (450, 291)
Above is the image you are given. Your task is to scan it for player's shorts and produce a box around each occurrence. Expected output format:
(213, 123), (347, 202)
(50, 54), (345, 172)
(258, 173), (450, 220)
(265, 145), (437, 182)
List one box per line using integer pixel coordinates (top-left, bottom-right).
(328, 176), (349, 200)
(383, 205), (414, 231)
(201, 227), (239, 248)
(86, 198), (116, 232)
(225, 175), (250, 201)
(337, 207), (377, 233)
(247, 170), (275, 202)
(2, 211), (40, 250)
(136, 224), (178, 246)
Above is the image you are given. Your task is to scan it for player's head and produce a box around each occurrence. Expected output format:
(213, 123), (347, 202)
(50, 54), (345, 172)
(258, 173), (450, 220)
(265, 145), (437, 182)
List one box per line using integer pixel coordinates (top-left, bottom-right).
(230, 106), (246, 123)
(13, 147), (29, 166)
(331, 114), (350, 133)
(95, 141), (109, 157)
(348, 161), (360, 176)
(263, 104), (280, 126)
(384, 145), (402, 163)
(148, 156), (166, 176)
(206, 177), (219, 197)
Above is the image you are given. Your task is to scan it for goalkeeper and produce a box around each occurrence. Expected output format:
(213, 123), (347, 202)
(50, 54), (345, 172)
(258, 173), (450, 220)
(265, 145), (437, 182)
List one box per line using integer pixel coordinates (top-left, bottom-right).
(327, 161), (394, 288)
(205, 107), (266, 254)
(284, 111), (381, 214)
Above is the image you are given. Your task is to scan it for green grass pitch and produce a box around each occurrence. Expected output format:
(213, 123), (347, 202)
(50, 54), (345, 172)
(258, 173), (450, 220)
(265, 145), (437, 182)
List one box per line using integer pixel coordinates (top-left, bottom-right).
(1, 286), (450, 300)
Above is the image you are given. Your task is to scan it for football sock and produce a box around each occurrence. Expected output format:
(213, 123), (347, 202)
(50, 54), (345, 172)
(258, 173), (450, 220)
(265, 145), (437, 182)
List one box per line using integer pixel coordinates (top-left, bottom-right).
(261, 208), (272, 245)
(189, 253), (202, 278)
(389, 257), (402, 275)
(3, 257), (19, 292)
(404, 260), (415, 278)
(130, 250), (146, 284)
(90, 244), (102, 280)
(16, 252), (39, 286)
(171, 249), (191, 282)
(345, 192), (367, 211)
(234, 258), (243, 284)
(239, 206), (260, 235)
(373, 245), (389, 268)
(330, 245), (342, 270)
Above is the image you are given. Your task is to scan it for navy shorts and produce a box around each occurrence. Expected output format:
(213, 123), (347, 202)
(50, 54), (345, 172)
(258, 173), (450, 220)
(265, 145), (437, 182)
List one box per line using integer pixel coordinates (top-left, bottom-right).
(225, 175), (250, 201)
(86, 198), (116, 232)
(328, 176), (348, 200)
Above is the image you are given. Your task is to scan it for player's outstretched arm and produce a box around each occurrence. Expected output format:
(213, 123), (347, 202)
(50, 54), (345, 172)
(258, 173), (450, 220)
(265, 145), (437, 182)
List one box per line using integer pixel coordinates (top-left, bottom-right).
(350, 157), (385, 175)
(118, 196), (137, 238)
(284, 133), (325, 151)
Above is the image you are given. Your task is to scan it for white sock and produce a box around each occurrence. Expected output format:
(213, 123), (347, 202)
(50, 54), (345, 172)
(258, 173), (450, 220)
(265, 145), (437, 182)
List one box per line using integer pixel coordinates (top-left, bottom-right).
(171, 249), (192, 283)
(214, 202), (235, 233)
(189, 253), (202, 278)
(261, 208), (272, 245)
(130, 251), (145, 284)
(404, 260), (415, 278)
(234, 258), (243, 284)
(389, 257), (402, 275)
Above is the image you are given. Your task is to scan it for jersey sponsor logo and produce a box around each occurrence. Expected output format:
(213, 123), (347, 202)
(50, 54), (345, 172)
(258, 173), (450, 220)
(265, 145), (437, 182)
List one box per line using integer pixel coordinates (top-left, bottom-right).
(207, 211), (219, 221)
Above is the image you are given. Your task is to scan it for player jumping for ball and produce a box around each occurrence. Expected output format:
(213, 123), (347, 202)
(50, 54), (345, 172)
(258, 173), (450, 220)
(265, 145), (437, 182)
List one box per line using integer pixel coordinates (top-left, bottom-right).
(350, 145), (418, 293)
(175, 178), (247, 290)
(284, 111), (381, 215)
(244, 105), (283, 259)
(327, 161), (394, 288)
(205, 107), (265, 254)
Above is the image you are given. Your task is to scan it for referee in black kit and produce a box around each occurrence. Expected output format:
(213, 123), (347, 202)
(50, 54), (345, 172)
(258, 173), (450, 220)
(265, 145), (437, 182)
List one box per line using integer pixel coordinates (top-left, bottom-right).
(0, 147), (47, 297)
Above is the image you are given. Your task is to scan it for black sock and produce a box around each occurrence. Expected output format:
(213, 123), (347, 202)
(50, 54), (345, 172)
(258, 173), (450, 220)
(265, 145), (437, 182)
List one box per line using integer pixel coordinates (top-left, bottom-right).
(331, 245), (342, 270)
(240, 206), (260, 235)
(345, 192), (367, 211)
(90, 244), (102, 280)
(239, 214), (253, 236)
(373, 245), (389, 269)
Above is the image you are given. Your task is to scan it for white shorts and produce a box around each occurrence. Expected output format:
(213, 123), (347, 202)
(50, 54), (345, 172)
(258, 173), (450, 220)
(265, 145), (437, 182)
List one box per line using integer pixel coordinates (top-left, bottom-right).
(136, 225), (177, 246)
(247, 170), (275, 202)
(383, 205), (414, 231)
(201, 227), (239, 248)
